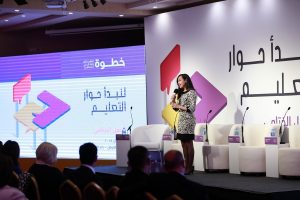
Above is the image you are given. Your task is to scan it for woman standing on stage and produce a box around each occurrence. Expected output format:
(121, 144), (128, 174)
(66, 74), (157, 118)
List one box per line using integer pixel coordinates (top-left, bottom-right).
(171, 73), (197, 175)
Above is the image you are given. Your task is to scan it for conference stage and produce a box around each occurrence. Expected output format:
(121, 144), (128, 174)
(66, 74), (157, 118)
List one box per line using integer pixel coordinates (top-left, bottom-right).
(64, 165), (300, 200)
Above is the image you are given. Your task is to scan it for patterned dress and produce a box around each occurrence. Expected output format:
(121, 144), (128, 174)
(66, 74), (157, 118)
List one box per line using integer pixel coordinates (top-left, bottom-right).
(177, 90), (197, 141)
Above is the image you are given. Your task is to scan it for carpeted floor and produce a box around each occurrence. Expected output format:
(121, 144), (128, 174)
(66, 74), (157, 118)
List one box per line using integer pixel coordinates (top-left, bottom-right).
(90, 165), (300, 199)
(187, 171), (300, 193)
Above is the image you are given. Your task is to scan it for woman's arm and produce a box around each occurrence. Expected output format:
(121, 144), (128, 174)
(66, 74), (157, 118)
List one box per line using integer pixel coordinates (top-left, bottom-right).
(185, 90), (197, 112)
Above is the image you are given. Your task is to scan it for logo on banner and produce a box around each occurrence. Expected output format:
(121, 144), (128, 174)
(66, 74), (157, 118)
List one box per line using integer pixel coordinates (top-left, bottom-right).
(83, 58), (126, 70)
(13, 74), (71, 131)
(160, 44), (227, 123)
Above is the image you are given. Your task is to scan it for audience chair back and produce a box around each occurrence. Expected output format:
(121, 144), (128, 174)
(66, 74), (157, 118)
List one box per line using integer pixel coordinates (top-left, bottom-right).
(8, 171), (19, 188)
(84, 181), (106, 200)
(60, 180), (82, 200)
(166, 194), (183, 200)
(106, 186), (119, 200)
(145, 192), (158, 200)
(25, 175), (41, 200)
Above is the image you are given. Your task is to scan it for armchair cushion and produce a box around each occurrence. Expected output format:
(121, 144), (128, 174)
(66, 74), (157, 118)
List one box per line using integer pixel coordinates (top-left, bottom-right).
(279, 148), (300, 176)
(239, 146), (266, 173)
(278, 125), (300, 176)
(203, 144), (229, 170)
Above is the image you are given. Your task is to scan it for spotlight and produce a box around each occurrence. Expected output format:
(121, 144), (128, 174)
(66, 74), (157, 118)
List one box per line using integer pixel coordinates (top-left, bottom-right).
(100, 0), (106, 5)
(83, 0), (89, 9)
(91, 0), (97, 7)
(14, 0), (28, 5)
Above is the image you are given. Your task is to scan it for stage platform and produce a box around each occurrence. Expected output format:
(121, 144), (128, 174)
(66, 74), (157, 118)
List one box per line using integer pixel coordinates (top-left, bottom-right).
(64, 165), (300, 200)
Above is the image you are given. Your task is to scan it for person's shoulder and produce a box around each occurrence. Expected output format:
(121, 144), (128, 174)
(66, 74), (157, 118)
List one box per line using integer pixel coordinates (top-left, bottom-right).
(51, 166), (63, 174)
(37, 164), (63, 177)
(0, 185), (28, 200)
(185, 178), (206, 190)
(149, 172), (168, 180)
(78, 165), (94, 173)
(28, 163), (39, 173)
(188, 90), (197, 98)
(188, 89), (196, 95)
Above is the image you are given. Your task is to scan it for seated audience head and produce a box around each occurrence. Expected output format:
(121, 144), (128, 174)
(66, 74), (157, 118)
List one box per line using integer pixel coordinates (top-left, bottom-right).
(127, 146), (150, 172)
(36, 142), (58, 166)
(79, 142), (98, 166)
(0, 141), (3, 153)
(0, 154), (13, 188)
(3, 140), (20, 167)
(164, 150), (185, 174)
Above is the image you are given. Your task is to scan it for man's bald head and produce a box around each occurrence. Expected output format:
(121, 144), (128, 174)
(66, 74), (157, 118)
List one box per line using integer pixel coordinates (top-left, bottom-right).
(164, 150), (185, 172)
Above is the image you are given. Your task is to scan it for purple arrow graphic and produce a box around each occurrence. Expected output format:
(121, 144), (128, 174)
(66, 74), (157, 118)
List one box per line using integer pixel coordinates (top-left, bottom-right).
(191, 71), (227, 123)
(33, 91), (70, 129)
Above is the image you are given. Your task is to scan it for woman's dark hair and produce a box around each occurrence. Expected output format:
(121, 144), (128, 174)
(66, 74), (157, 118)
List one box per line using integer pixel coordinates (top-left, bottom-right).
(0, 154), (13, 187)
(3, 140), (20, 166)
(176, 73), (195, 98)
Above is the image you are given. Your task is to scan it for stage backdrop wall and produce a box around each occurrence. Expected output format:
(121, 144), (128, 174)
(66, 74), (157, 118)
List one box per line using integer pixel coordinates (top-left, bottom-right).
(145, 0), (300, 128)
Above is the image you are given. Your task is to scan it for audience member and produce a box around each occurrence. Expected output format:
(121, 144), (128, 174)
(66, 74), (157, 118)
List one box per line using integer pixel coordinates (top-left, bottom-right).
(147, 150), (207, 200)
(0, 141), (3, 153)
(67, 142), (103, 191)
(118, 145), (150, 200)
(0, 153), (27, 200)
(28, 142), (64, 200)
(3, 140), (22, 175)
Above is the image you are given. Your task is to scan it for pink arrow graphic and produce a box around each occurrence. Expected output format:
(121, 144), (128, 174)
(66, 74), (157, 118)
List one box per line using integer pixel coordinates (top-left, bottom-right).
(13, 74), (31, 104)
(191, 71), (227, 123)
(33, 91), (70, 129)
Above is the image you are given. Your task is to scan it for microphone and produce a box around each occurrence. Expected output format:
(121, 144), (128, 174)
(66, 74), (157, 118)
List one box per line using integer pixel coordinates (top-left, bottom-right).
(205, 110), (212, 142)
(279, 107), (291, 143)
(241, 107), (249, 143)
(127, 106), (133, 134)
(172, 89), (180, 139)
(172, 89), (180, 111)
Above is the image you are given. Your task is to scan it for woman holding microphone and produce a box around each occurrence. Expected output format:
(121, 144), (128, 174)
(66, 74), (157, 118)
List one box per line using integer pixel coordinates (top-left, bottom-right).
(170, 74), (197, 175)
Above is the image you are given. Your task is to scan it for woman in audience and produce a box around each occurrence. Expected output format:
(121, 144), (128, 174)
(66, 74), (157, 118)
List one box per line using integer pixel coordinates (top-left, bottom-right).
(3, 140), (22, 175)
(0, 153), (27, 200)
(28, 142), (64, 200)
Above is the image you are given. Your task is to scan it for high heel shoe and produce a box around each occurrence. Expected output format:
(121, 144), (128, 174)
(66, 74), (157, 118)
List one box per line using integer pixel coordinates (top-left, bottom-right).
(184, 166), (194, 175)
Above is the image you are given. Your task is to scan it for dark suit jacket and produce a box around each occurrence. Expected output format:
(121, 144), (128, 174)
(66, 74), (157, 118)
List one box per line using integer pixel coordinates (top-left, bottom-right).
(28, 163), (65, 200)
(147, 172), (207, 200)
(118, 169), (149, 200)
(67, 165), (103, 192)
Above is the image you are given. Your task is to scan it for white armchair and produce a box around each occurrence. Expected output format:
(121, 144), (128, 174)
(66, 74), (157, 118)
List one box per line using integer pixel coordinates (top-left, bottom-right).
(130, 124), (170, 151)
(239, 124), (280, 174)
(130, 124), (170, 171)
(202, 124), (233, 172)
(278, 125), (300, 176)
